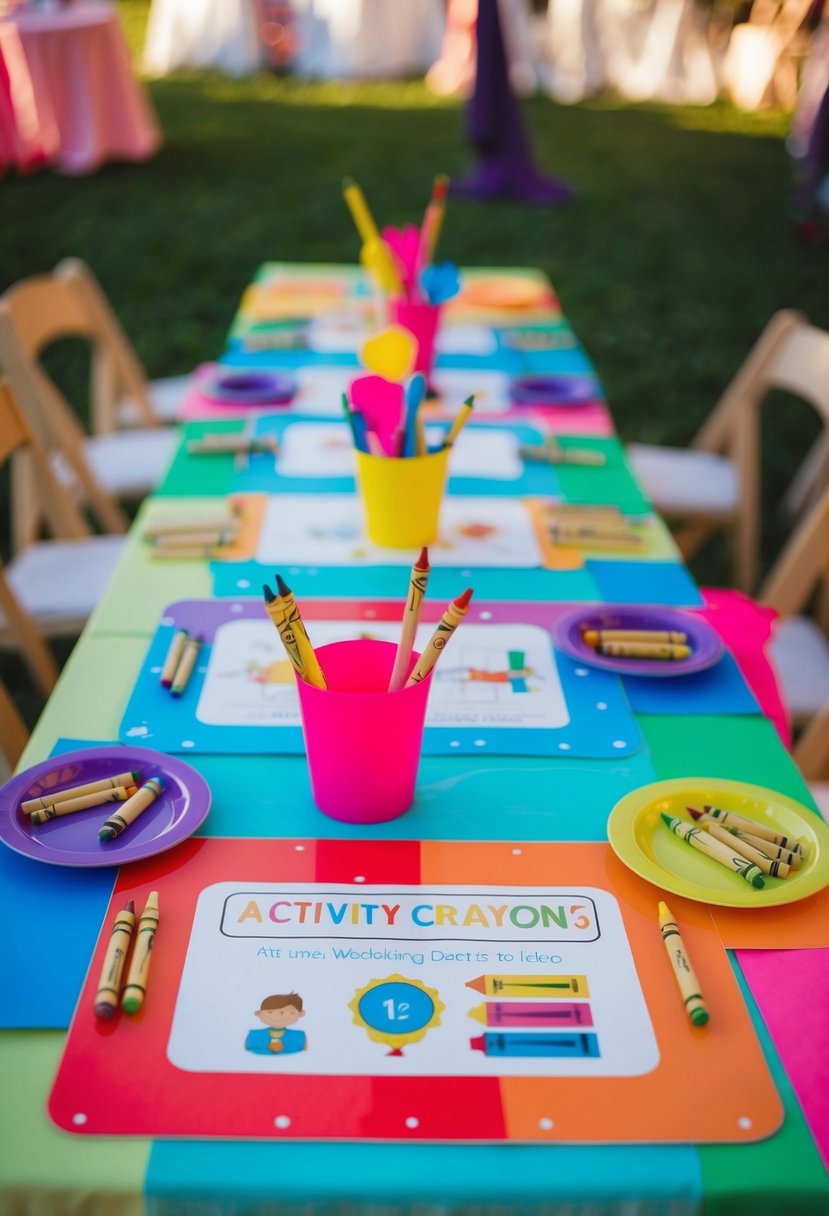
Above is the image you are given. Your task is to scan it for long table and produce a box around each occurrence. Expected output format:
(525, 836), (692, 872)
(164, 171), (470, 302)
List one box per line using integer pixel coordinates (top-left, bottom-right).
(1, 265), (827, 1216)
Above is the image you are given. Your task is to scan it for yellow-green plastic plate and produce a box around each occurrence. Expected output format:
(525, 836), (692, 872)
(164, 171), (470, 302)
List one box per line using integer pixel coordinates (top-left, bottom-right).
(607, 777), (829, 908)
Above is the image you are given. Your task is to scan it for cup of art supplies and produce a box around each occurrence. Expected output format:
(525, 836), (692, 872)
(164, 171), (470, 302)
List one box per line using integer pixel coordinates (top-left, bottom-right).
(389, 297), (442, 387)
(295, 640), (432, 824)
(355, 444), (450, 548)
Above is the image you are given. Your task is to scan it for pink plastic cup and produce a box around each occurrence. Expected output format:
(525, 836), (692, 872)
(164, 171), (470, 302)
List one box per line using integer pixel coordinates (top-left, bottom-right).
(390, 298), (441, 384)
(295, 639), (432, 824)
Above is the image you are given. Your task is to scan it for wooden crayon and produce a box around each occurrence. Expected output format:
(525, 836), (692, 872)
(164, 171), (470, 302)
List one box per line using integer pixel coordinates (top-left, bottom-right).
(440, 395), (475, 450)
(519, 442), (606, 467)
(405, 588), (473, 686)
(658, 901), (709, 1026)
(143, 513), (240, 538)
(29, 785), (136, 825)
(274, 575), (327, 690)
(699, 817), (791, 878)
(160, 629), (189, 688)
(691, 805), (806, 855)
(21, 771), (140, 814)
(389, 547), (431, 691)
(732, 832), (802, 868)
(596, 641), (691, 660)
(581, 629), (688, 646)
(150, 546), (220, 560)
(170, 636), (203, 697)
(549, 526), (643, 551)
(151, 530), (239, 548)
(99, 777), (165, 842)
(94, 900), (136, 1020)
(121, 892), (159, 1014)
(661, 814), (765, 888)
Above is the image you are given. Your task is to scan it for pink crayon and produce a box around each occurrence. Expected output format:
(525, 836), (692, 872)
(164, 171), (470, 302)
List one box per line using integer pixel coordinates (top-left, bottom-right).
(467, 1001), (593, 1028)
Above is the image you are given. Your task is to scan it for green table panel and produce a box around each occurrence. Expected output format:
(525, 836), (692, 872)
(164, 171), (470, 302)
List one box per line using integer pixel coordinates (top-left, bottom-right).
(637, 715), (816, 808)
(0, 1031), (148, 1213)
(20, 638), (147, 769)
(155, 420), (244, 498)
(86, 502), (214, 637)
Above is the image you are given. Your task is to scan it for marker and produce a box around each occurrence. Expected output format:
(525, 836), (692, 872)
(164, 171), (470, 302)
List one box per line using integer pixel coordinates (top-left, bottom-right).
(698, 816), (791, 878)
(160, 629), (189, 688)
(689, 805), (806, 856)
(440, 394), (474, 451)
(467, 1001), (593, 1027)
(94, 901), (136, 1020)
(470, 1031), (599, 1058)
(21, 771), (140, 814)
(30, 785), (136, 825)
(274, 575), (327, 690)
(466, 974), (588, 997)
(658, 901), (709, 1026)
(404, 587), (472, 686)
(661, 814), (765, 888)
(388, 547), (430, 691)
(99, 777), (165, 842)
(170, 634), (203, 697)
(121, 892), (159, 1014)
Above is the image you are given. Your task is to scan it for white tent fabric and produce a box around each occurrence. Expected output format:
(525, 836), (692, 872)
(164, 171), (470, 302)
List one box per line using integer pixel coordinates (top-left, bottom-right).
(143, 0), (263, 77)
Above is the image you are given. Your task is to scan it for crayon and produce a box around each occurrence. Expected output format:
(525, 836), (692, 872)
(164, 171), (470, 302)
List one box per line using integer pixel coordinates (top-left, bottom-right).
(21, 771), (140, 814)
(29, 785), (136, 825)
(731, 832), (802, 868)
(121, 891), (159, 1014)
(150, 546), (221, 561)
(151, 530), (238, 548)
(186, 440), (278, 458)
(93, 900), (136, 1020)
(169, 634), (203, 696)
(99, 777), (165, 842)
(548, 524), (643, 549)
(388, 547), (431, 691)
(658, 901), (709, 1026)
(143, 512), (240, 538)
(467, 1001), (593, 1027)
(697, 805), (807, 856)
(273, 575), (327, 690)
(519, 442), (606, 467)
(661, 814), (765, 888)
(405, 587), (472, 686)
(470, 1031), (599, 1058)
(466, 974), (587, 997)
(546, 505), (625, 523)
(581, 629), (688, 646)
(596, 642), (691, 660)
(160, 629), (189, 688)
(418, 173), (450, 271)
(699, 818), (791, 878)
(440, 395), (474, 451)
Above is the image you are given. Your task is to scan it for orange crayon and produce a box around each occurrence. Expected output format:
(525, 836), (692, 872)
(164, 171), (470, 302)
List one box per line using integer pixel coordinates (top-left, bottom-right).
(405, 588), (473, 686)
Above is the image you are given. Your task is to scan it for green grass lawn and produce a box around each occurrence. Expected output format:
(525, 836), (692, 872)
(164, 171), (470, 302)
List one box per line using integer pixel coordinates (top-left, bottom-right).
(1, 0), (828, 725)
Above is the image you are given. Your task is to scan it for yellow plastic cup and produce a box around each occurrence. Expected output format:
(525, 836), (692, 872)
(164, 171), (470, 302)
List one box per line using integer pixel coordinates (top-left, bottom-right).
(355, 446), (450, 548)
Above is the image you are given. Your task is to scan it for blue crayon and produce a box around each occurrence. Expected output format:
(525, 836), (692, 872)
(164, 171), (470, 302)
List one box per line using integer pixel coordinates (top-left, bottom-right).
(470, 1031), (600, 1058)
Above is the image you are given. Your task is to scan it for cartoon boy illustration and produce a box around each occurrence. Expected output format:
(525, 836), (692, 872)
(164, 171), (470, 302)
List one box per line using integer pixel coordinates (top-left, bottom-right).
(245, 993), (307, 1055)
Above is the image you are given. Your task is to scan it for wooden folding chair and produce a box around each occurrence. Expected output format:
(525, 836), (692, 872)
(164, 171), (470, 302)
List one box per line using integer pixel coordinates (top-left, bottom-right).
(628, 310), (829, 592)
(54, 258), (191, 432)
(0, 674), (29, 776)
(0, 380), (125, 687)
(762, 479), (829, 735)
(0, 262), (180, 552)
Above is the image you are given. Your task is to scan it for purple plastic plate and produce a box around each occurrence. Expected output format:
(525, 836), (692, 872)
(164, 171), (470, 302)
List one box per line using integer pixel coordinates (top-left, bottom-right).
(509, 374), (599, 407)
(200, 370), (296, 406)
(0, 746), (211, 867)
(554, 605), (724, 678)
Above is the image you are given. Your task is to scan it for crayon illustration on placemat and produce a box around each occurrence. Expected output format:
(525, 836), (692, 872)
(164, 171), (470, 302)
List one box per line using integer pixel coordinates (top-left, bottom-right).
(48, 837), (782, 1144)
(121, 594), (642, 759)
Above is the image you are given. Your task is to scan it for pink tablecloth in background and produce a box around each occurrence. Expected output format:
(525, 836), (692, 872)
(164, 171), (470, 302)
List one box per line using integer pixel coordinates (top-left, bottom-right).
(0, 1), (160, 175)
